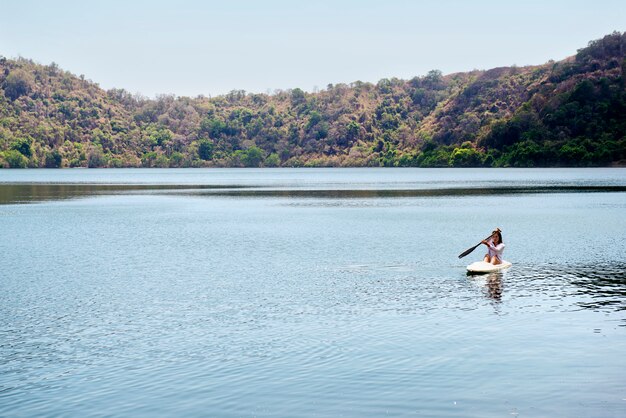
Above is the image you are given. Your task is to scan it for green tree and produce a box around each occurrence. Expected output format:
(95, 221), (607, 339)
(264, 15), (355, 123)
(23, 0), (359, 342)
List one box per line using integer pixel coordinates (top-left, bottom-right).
(149, 127), (173, 148)
(10, 137), (33, 158)
(424, 69), (443, 86)
(44, 150), (63, 168)
(315, 122), (329, 139)
(3, 150), (28, 168)
(449, 145), (483, 167)
(242, 146), (264, 167)
(92, 129), (114, 152)
(198, 139), (215, 160)
(307, 111), (323, 130)
(291, 88), (306, 104)
(199, 117), (227, 138)
(141, 151), (158, 167)
(396, 152), (418, 167)
(264, 153), (280, 167)
(169, 151), (185, 167)
(154, 154), (170, 168)
(346, 121), (360, 140)
(558, 141), (589, 165)
(502, 140), (544, 167)
(4, 70), (34, 100)
(87, 147), (106, 167)
(416, 145), (453, 167)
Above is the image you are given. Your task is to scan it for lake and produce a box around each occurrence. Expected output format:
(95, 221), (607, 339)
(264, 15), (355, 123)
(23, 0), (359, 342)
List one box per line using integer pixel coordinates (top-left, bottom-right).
(1, 168), (625, 417)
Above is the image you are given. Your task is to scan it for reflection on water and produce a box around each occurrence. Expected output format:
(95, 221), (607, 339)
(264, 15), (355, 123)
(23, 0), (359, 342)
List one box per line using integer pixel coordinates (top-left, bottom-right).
(180, 185), (626, 199)
(1, 183), (626, 205)
(486, 272), (504, 301)
(468, 271), (504, 302)
(468, 263), (626, 316)
(1, 167), (625, 205)
(0, 184), (254, 205)
(559, 263), (626, 313)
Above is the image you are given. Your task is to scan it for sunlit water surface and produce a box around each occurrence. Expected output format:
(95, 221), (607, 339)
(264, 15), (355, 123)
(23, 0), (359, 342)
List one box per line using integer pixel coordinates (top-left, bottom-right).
(1, 168), (625, 417)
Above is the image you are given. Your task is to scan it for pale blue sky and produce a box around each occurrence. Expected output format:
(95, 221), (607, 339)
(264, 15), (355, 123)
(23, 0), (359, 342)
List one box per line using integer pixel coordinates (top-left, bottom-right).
(1, 0), (624, 97)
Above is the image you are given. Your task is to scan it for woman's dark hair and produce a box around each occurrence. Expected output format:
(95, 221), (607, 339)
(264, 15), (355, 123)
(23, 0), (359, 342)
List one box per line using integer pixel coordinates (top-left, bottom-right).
(492, 229), (503, 244)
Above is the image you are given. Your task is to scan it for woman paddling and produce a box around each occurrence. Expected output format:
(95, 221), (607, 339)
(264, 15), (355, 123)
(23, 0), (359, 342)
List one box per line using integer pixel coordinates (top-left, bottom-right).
(481, 228), (505, 265)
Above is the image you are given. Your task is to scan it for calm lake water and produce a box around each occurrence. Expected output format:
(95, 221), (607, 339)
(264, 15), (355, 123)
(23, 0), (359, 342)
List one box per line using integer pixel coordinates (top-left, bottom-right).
(1, 168), (625, 417)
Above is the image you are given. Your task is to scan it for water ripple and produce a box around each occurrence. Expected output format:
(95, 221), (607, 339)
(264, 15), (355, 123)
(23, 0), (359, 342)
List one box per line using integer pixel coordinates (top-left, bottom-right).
(1, 170), (625, 417)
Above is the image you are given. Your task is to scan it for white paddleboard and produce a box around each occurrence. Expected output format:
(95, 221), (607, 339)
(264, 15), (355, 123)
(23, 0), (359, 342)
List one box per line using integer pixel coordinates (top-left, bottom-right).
(466, 260), (512, 274)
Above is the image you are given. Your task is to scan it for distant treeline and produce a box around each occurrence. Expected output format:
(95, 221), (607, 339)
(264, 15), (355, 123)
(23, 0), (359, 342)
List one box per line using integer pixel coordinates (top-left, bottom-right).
(0, 32), (625, 168)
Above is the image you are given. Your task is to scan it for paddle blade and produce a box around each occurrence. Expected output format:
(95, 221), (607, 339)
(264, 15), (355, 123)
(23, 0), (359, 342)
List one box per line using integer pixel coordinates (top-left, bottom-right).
(458, 243), (480, 259)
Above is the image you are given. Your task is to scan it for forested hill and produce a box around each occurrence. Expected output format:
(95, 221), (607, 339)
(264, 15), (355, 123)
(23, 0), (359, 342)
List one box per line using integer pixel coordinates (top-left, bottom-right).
(1, 32), (625, 168)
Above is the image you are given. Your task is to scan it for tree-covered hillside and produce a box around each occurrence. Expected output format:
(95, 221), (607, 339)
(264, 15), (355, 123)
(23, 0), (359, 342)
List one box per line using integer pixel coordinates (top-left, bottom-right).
(1, 32), (625, 168)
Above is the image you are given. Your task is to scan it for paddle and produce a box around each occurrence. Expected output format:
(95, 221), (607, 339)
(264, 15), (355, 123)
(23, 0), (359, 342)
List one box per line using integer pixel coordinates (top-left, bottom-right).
(458, 235), (492, 259)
